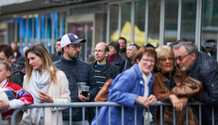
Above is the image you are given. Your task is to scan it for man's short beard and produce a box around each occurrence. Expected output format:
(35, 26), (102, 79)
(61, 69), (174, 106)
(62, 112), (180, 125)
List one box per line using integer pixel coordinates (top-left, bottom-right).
(97, 57), (106, 64)
(120, 48), (126, 52)
(68, 53), (79, 60)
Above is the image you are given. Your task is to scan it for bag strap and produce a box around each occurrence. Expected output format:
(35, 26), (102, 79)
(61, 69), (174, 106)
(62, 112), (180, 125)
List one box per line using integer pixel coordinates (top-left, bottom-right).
(58, 60), (79, 82)
(184, 79), (200, 87)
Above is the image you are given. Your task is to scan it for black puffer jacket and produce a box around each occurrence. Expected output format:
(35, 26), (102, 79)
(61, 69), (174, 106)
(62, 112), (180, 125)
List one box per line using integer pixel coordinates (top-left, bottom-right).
(90, 60), (120, 79)
(123, 57), (132, 71)
(188, 52), (218, 124)
(90, 60), (120, 88)
(11, 63), (24, 86)
(108, 54), (124, 72)
(54, 56), (99, 121)
(51, 52), (62, 62)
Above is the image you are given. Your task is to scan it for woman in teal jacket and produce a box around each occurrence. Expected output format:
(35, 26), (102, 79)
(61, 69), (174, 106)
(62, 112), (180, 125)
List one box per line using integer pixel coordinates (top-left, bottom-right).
(92, 47), (157, 125)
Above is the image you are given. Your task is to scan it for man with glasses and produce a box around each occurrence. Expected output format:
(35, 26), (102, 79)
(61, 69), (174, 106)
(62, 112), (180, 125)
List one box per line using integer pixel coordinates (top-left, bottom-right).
(123, 43), (139, 71)
(51, 38), (62, 62)
(173, 40), (218, 124)
(54, 33), (98, 125)
(90, 42), (120, 89)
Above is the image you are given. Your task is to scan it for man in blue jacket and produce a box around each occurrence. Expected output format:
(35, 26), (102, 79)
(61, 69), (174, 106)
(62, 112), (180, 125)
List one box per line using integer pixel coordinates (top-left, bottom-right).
(173, 40), (218, 124)
(54, 33), (99, 125)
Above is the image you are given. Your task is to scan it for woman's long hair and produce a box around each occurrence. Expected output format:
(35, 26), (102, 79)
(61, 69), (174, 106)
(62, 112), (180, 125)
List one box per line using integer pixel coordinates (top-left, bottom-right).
(25, 44), (58, 84)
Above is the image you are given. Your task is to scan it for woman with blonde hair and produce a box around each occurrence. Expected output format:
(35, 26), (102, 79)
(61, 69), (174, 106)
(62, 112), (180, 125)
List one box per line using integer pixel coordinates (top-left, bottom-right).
(20, 44), (71, 125)
(152, 45), (202, 125)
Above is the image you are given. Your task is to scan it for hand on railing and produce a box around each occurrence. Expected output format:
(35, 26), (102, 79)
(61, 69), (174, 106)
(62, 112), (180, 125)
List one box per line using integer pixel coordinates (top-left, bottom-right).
(135, 94), (157, 108)
(169, 94), (186, 111)
(180, 97), (188, 107)
(148, 94), (157, 106)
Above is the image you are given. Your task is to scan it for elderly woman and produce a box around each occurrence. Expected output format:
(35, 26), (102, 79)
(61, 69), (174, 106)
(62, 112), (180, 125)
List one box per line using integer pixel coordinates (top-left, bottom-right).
(20, 44), (71, 125)
(152, 46), (200, 125)
(92, 47), (157, 125)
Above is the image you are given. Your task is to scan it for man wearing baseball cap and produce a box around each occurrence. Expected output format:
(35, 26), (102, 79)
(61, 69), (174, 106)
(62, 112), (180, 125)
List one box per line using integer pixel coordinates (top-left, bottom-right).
(54, 33), (98, 125)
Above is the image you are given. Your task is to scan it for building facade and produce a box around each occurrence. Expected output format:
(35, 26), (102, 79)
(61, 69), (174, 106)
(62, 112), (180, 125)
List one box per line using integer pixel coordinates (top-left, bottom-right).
(0, 0), (217, 61)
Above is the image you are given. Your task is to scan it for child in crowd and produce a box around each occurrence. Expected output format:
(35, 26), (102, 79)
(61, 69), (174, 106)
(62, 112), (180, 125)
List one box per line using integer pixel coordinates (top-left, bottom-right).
(0, 60), (33, 122)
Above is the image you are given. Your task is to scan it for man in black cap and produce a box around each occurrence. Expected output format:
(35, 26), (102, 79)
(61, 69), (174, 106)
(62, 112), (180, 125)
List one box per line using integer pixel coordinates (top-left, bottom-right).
(54, 33), (98, 125)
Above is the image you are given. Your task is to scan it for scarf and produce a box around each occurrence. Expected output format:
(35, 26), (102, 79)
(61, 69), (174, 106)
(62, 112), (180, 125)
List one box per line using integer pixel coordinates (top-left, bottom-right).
(139, 67), (152, 125)
(28, 69), (51, 125)
(142, 73), (152, 98)
(143, 72), (153, 125)
(107, 54), (117, 63)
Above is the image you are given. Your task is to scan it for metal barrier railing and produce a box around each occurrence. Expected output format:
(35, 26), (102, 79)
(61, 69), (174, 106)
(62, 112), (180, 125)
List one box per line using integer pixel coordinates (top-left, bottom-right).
(6, 101), (214, 125)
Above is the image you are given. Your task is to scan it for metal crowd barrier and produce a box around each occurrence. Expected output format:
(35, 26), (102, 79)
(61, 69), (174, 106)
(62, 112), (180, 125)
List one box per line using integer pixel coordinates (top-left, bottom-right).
(7, 101), (214, 125)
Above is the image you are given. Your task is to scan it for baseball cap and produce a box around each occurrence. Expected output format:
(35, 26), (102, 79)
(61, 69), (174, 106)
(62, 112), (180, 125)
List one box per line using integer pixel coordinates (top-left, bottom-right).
(61, 33), (86, 48)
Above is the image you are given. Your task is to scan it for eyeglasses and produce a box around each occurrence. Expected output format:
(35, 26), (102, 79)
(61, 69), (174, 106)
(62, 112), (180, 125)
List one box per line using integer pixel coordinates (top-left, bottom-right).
(127, 43), (138, 47)
(127, 43), (136, 46)
(160, 57), (174, 62)
(142, 58), (155, 64)
(127, 43), (139, 50)
(175, 53), (192, 62)
(68, 44), (81, 49)
(93, 50), (105, 53)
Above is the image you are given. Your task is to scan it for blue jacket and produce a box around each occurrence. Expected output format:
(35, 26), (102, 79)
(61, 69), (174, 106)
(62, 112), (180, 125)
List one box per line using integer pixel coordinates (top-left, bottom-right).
(54, 56), (99, 121)
(92, 63), (155, 125)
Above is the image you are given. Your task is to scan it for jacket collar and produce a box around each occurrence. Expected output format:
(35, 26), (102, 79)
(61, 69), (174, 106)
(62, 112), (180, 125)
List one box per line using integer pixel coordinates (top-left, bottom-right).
(188, 52), (199, 73)
(133, 63), (143, 79)
(60, 55), (78, 65)
(93, 60), (110, 72)
(158, 66), (183, 82)
(132, 63), (155, 86)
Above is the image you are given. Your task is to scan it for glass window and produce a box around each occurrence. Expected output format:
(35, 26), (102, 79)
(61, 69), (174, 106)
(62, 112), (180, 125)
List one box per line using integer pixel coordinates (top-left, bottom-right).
(34, 16), (38, 39)
(181, 0), (196, 41)
(148, 0), (160, 48)
(22, 18), (26, 41)
(201, 0), (218, 60)
(165, 0), (178, 45)
(109, 4), (119, 42)
(46, 13), (52, 39)
(61, 12), (67, 36)
(41, 14), (45, 40)
(28, 18), (32, 39)
(121, 2), (131, 42)
(134, 1), (146, 47)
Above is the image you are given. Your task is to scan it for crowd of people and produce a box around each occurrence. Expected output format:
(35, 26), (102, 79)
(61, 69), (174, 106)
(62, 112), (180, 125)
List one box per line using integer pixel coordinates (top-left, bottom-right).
(0, 33), (217, 125)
